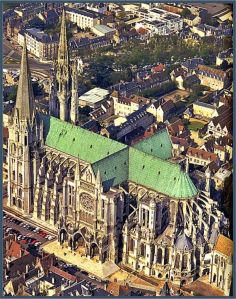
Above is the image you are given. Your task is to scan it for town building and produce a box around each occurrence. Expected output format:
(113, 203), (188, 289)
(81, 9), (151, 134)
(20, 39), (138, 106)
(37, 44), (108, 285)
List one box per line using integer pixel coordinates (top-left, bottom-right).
(137, 7), (183, 35)
(14, 3), (45, 21)
(209, 234), (233, 296)
(114, 94), (150, 117)
(18, 28), (59, 61)
(89, 99), (114, 122)
(102, 106), (155, 143)
(181, 58), (204, 74)
(86, 3), (108, 14)
(207, 107), (232, 138)
(193, 101), (217, 119)
(216, 48), (233, 66)
(37, 9), (59, 26)
(65, 7), (102, 29)
(213, 168), (231, 190)
(197, 65), (232, 90)
(186, 147), (219, 167)
(78, 87), (110, 109)
(183, 14), (201, 27)
(147, 100), (175, 123)
(91, 24), (116, 38)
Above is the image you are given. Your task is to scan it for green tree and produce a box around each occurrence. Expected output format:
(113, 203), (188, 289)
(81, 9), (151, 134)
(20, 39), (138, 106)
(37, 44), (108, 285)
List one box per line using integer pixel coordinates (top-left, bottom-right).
(140, 81), (177, 98)
(3, 2), (20, 11)
(32, 82), (42, 96)
(5, 86), (17, 103)
(220, 60), (229, 71)
(204, 13), (219, 27)
(126, 67), (133, 81)
(181, 8), (192, 18)
(78, 105), (92, 116)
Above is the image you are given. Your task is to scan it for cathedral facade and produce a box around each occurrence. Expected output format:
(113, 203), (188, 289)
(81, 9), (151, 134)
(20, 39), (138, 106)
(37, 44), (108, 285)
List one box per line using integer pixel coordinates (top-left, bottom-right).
(7, 10), (229, 286)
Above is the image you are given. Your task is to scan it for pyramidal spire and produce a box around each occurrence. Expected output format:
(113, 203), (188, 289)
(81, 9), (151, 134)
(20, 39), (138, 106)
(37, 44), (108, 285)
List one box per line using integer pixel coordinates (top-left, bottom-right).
(57, 8), (69, 65)
(15, 35), (34, 121)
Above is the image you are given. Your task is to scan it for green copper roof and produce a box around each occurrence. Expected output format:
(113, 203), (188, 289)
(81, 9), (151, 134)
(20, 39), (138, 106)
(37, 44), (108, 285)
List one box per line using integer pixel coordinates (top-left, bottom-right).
(45, 117), (127, 163)
(92, 148), (129, 191)
(128, 148), (197, 199)
(43, 116), (197, 199)
(132, 129), (173, 160)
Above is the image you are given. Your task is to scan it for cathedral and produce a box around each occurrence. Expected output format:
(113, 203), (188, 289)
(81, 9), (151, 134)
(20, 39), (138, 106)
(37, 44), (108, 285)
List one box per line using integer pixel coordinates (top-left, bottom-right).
(7, 10), (229, 286)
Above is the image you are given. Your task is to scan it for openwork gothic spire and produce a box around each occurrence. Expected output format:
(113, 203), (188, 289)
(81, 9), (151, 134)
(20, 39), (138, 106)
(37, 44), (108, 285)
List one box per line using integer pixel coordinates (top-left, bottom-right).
(57, 8), (69, 65)
(56, 8), (70, 93)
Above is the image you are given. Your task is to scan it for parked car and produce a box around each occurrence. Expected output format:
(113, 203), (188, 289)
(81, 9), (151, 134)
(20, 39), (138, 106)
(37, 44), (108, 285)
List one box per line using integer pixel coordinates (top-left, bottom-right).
(20, 239), (27, 244)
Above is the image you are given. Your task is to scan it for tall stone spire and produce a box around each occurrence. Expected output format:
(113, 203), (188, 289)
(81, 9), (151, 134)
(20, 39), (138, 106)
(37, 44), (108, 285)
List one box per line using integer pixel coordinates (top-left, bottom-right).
(57, 9), (69, 73)
(15, 35), (34, 121)
(56, 7), (70, 121)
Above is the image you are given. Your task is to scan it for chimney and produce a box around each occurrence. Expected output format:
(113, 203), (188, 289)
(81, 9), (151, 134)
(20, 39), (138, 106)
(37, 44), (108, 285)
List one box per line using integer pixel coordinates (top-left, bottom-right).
(52, 277), (55, 284)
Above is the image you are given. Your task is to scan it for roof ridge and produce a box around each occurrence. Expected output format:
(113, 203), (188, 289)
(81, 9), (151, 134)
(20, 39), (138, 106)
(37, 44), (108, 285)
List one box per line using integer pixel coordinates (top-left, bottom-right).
(130, 147), (179, 168)
(50, 116), (128, 148)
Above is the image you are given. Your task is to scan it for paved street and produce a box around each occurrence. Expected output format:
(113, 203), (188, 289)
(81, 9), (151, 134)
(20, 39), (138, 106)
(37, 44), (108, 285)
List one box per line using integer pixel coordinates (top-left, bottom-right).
(4, 210), (56, 244)
(4, 216), (48, 244)
(42, 241), (120, 280)
(3, 38), (52, 77)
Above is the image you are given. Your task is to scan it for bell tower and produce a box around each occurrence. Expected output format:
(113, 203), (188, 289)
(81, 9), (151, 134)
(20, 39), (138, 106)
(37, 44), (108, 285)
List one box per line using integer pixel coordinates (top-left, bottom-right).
(56, 8), (70, 121)
(7, 36), (43, 215)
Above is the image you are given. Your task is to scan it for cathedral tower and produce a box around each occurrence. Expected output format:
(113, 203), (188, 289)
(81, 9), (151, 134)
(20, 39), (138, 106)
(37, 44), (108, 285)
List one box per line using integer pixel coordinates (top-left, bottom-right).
(56, 8), (70, 121)
(7, 36), (43, 214)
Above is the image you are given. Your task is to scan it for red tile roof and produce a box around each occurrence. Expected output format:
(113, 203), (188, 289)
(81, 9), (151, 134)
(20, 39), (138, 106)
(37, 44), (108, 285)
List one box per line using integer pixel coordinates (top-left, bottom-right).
(6, 241), (29, 259)
(214, 234), (233, 257)
(107, 282), (130, 296)
(171, 136), (189, 149)
(137, 27), (148, 35)
(187, 147), (219, 162)
(49, 266), (77, 282)
(152, 64), (166, 73)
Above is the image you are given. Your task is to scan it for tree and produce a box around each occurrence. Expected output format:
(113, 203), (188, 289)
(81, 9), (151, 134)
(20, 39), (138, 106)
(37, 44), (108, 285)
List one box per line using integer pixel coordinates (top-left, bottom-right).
(140, 81), (177, 98)
(5, 86), (17, 102)
(181, 8), (192, 18)
(78, 105), (92, 116)
(3, 2), (20, 11)
(220, 60), (229, 71)
(126, 67), (133, 82)
(117, 11), (126, 20)
(204, 14), (219, 27)
(32, 82), (42, 96)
